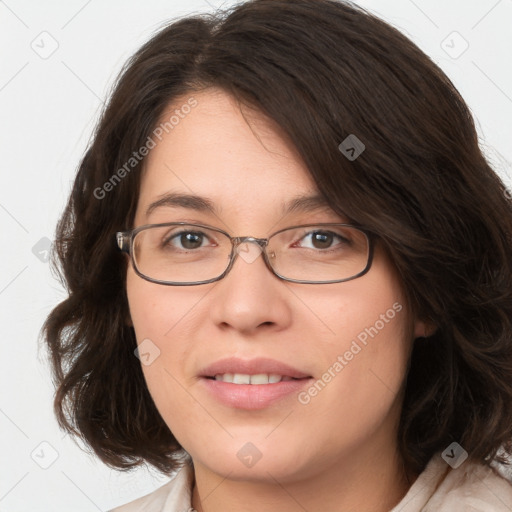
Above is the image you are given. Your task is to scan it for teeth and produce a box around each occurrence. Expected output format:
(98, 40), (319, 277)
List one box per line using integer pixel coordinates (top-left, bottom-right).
(215, 373), (234, 383)
(233, 373), (251, 384)
(213, 373), (294, 384)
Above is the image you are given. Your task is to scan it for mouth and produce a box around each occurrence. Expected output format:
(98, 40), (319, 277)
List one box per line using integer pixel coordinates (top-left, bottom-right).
(199, 356), (312, 381)
(204, 373), (308, 384)
(198, 358), (313, 410)
(200, 374), (313, 410)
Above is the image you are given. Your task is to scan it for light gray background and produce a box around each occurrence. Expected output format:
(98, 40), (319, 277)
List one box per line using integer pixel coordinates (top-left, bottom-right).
(1, 0), (511, 510)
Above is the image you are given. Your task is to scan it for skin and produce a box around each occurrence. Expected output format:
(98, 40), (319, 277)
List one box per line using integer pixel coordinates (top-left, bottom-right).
(126, 88), (429, 512)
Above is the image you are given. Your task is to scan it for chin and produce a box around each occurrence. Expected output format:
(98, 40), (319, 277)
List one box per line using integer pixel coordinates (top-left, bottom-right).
(189, 438), (315, 483)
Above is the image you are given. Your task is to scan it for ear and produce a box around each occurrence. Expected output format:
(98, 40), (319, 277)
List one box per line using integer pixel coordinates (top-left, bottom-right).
(413, 317), (437, 339)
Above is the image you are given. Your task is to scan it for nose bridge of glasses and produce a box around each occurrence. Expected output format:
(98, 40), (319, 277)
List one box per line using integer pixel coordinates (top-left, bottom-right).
(232, 236), (268, 247)
(232, 236), (268, 265)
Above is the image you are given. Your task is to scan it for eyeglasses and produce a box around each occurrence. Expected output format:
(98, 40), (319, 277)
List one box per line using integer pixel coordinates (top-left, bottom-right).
(116, 222), (374, 286)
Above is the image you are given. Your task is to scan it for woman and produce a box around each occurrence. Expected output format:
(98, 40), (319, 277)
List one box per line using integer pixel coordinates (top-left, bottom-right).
(42, 0), (512, 510)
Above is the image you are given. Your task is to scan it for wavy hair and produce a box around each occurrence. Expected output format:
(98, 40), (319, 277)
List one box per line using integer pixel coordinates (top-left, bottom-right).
(41, 0), (512, 476)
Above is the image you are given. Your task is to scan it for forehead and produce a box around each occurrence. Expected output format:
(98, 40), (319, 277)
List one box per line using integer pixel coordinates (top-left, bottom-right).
(135, 88), (325, 227)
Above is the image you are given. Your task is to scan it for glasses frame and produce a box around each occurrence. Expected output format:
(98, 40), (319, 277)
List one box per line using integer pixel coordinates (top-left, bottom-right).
(116, 222), (375, 286)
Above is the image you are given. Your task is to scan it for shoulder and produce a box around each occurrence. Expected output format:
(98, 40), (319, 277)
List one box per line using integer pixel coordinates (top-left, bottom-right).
(427, 456), (512, 512)
(109, 457), (195, 512)
(393, 452), (512, 512)
(109, 480), (176, 512)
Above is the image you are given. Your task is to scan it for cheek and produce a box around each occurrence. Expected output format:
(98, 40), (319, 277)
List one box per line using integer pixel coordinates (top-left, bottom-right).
(291, 257), (411, 426)
(291, 302), (410, 468)
(126, 265), (205, 343)
(125, 267), (210, 428)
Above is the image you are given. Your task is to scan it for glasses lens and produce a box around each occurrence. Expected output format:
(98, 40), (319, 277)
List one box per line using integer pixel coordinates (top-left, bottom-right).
(268, 225), (370, 282)
(133, 224), (232, 283)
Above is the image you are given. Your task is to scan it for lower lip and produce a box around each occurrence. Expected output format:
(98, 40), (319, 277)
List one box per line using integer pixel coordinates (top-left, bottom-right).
(200, 377), (313, 410)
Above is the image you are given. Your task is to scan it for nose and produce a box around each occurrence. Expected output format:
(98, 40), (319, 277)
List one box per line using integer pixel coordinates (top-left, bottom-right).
(208, 239), (293, 335)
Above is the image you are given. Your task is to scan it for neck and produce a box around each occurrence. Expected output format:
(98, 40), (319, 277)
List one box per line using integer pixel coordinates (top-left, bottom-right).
(191, 445), (416, 512)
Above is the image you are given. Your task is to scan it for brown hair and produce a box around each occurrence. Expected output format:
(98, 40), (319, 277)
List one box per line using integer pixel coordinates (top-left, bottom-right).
(41, 0), (512, 476)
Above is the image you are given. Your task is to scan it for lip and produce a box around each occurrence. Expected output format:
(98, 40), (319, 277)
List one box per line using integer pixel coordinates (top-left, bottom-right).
(198, 357), (313, 410)
(200, 378), (313, 410)
(198, 357), (311, 379)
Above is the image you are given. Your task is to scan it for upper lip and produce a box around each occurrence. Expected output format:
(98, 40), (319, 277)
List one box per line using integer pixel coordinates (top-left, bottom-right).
(199, 357), (312, 379)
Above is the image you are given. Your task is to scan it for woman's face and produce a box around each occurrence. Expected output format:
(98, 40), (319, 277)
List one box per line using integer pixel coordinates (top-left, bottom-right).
(126, 88), (427, 483)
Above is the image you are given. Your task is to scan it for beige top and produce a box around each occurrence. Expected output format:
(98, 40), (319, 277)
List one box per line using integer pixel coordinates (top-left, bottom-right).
(110, 452), (512, 511)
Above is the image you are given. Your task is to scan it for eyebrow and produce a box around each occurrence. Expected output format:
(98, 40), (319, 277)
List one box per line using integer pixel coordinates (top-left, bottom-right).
(144, 191), (333, 218)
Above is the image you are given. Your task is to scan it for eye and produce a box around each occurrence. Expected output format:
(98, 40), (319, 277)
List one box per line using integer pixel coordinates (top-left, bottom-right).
(164, 230), (212, 250)
(297, 230), (346, 250)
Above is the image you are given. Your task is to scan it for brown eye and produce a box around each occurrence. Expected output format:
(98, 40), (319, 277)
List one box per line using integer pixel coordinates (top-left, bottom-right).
(298, 231), (345, 250)
(164, 231), (208, 250)
(310, 232), (334, 249)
